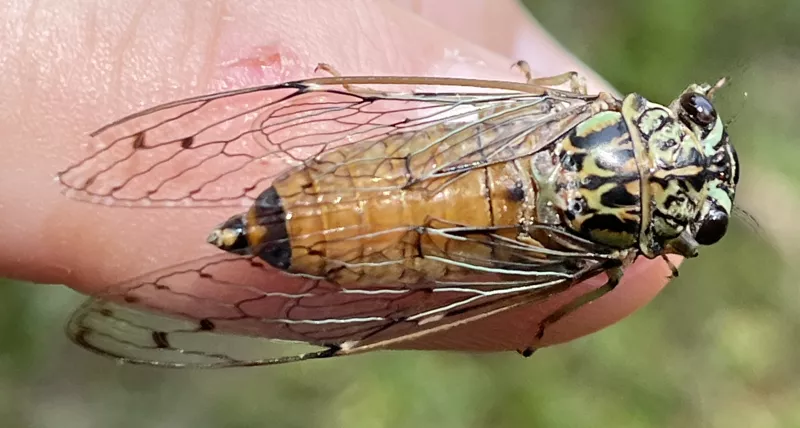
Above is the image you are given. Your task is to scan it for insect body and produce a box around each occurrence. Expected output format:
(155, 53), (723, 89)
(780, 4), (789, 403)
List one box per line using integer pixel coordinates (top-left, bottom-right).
(58, 64), (738, 367)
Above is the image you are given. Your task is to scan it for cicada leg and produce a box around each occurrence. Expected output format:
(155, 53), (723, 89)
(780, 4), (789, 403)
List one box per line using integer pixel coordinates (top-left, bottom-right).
(661, 255), (680, 279)
(315, 63), (386, 95)
(512, 60), (588, 95)
(516, 265), (623, 358)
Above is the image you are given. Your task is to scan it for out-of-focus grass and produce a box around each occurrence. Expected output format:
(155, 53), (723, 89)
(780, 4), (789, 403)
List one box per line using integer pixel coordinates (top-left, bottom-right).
(2, 1), (800, 427)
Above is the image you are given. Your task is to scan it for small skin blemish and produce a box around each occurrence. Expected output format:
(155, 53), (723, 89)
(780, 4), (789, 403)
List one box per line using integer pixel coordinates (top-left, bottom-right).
(215, 43), (310, 91)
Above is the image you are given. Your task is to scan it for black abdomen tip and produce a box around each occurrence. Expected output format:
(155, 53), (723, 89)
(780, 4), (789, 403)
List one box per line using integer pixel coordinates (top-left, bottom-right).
(254, 186), (292, 270)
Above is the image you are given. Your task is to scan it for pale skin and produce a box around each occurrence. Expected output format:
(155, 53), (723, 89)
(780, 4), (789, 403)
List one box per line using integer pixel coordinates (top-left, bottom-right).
(0, 0), (680, 354)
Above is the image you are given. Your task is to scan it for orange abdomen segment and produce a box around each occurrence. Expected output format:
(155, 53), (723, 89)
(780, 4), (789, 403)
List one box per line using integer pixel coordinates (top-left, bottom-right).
(267, 124), (536, 286)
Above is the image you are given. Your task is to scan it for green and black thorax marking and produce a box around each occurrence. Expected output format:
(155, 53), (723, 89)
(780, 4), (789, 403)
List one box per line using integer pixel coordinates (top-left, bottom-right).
(530, 79), (738, 261)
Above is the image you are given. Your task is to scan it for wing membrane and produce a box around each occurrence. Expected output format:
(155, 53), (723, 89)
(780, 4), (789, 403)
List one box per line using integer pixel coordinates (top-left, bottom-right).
(60, 75), (614, 367)
(67, 228), (612, 368)
(58, 77), (595, 207)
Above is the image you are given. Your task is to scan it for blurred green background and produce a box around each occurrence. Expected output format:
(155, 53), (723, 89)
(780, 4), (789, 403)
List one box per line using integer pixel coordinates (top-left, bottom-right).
(3, 0), (800, 427)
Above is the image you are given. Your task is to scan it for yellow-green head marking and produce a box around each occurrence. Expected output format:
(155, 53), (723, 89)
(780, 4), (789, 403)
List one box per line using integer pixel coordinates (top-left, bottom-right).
(629, 78), (738, 258)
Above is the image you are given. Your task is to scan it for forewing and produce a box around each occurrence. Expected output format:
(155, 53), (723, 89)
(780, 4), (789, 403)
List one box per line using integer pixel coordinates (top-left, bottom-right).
(58, 78), (594, 207)
(66, 234), (610, 368)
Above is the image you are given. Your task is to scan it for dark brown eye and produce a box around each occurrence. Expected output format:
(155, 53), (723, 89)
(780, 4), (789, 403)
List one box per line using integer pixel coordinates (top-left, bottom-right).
(695, 209), (729, 245)
(680, 93), (717, 128)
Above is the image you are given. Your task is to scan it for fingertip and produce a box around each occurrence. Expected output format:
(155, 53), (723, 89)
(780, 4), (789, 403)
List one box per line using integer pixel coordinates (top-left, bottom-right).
(393, 0), (616, 94)
(540, 255), (684, 346)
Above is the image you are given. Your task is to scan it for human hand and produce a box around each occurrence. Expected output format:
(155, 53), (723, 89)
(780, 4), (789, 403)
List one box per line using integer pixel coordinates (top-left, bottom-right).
(0, 0), (678, 355)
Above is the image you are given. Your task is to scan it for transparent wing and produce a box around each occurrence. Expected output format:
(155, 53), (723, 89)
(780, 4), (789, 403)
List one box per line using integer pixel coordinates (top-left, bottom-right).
(61, 75), (614, 367)
(57, 77), (596, 207)
(67, 228), (616, 368)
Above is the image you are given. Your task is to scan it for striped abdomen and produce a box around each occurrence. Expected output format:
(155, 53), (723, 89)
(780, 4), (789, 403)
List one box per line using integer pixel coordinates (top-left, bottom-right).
(250, 123), (539, 286)
(243, 106), (661, 286)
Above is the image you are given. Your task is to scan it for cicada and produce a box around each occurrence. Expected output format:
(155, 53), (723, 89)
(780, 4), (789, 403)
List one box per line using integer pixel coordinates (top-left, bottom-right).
(57, 62), (739, 367)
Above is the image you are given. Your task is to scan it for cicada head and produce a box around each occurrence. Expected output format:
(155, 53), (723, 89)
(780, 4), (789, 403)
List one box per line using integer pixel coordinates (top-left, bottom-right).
(674, 79), (739, 248)
(631, 78), (739, 258)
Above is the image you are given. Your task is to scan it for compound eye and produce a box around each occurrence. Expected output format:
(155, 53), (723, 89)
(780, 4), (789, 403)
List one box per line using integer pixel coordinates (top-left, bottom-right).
(695, 209), (729, 245)
(679, 92), (717, 128)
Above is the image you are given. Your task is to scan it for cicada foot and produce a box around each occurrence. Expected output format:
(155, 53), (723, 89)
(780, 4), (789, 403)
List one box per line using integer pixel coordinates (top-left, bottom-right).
(517, 346), (536, 358)
(517, 265), (623, 356)
(315, 63), (386, 96)
(512, 60), (588, 95)
(661, 255), (680, 279)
